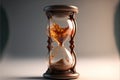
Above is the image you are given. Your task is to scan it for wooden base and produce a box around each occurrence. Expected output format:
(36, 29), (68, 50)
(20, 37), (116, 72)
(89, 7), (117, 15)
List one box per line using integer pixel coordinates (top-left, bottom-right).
(43, 71), (79, 79)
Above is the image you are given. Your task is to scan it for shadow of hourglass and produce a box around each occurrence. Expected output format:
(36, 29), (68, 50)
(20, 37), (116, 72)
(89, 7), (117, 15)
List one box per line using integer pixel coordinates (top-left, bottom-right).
(114, 1), (120, 56)
(0, 5), (9, 61)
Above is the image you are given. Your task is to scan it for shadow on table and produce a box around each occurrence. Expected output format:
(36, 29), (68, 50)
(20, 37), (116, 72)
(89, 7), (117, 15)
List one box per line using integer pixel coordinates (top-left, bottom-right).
(8, 76), (82, 80)
(9, 76), (50, 80)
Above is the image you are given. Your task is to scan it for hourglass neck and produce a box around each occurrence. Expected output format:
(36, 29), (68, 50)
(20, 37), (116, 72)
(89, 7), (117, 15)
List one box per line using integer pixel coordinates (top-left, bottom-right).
(58, 42), (64, 47)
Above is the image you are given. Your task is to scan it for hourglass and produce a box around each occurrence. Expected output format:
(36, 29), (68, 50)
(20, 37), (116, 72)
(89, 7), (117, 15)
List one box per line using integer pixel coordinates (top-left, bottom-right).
(43, 5), (79, 79)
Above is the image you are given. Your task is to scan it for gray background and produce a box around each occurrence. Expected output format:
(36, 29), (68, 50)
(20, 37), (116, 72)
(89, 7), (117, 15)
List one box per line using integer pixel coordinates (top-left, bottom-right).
(1, 0), (119, 59)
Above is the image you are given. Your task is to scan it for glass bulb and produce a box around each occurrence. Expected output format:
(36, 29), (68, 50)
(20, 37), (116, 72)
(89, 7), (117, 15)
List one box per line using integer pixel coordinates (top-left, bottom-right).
(50, 46), (73, 71)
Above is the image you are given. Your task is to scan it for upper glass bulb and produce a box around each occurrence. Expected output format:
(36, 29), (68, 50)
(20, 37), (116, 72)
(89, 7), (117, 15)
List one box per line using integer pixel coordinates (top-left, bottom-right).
(49, 19), (74, 46)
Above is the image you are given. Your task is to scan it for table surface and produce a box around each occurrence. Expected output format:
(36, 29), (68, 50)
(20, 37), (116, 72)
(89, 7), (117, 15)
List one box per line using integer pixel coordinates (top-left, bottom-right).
(0, 57), (120, 80)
